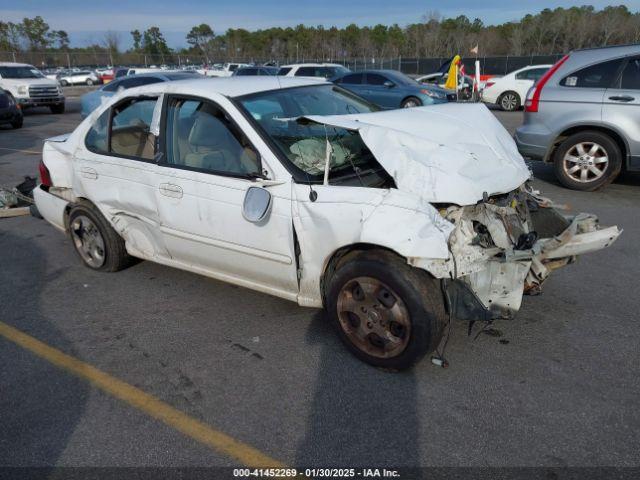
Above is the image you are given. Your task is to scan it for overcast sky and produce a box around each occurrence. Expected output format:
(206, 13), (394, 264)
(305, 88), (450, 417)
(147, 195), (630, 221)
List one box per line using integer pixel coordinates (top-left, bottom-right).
(3, 0), (639, 48)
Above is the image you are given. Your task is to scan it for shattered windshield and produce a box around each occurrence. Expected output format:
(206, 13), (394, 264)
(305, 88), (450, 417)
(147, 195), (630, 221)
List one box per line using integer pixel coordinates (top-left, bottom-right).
(238, 85), (389, 186)
(0, 66), (45, 79)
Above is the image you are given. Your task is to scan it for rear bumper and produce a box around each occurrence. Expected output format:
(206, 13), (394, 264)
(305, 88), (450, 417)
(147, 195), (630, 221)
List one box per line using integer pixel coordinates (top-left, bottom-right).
(515, 123), (554, 161)
(33, 185), (68, 232)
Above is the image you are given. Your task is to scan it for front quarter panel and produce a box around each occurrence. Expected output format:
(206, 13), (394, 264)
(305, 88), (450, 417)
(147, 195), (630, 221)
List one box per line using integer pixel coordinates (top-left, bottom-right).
(293, 186), (453, 307)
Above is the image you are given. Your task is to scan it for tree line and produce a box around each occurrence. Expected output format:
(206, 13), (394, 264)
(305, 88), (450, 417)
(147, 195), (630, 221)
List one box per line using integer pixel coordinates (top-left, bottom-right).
(2, 5), (639, 64)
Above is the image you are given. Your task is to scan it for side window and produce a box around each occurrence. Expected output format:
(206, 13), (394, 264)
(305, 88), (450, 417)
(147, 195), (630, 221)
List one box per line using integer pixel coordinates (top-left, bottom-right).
(620, 57), (640, 90)
(366, 73), (387, 86)
(295, 67), (316, 77)
(529, 68), (549, 82)
(85, 109), (110, 154)
(164, 97), (260, 177)
(561, 58), (624, 88)
(277, 67), (292, 76)
(338, 73), (364, 84)
(86, 97), (157, 160)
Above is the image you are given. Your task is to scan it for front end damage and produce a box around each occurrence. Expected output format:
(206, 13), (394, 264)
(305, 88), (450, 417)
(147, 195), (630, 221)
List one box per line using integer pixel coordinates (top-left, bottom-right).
(411, 185), (622, 321)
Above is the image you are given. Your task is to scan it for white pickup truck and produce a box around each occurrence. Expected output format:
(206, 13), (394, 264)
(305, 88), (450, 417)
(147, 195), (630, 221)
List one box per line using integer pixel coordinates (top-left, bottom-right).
(0, 62), (65, 113)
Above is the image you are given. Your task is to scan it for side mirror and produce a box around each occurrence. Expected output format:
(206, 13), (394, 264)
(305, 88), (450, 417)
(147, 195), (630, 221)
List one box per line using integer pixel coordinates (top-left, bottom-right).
(242, 186), (272, 223)
(383, 80), (395, 88)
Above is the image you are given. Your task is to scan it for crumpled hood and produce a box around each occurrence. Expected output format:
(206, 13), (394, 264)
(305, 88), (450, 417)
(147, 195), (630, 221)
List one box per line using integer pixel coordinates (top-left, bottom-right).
(304, 103), (531, 205)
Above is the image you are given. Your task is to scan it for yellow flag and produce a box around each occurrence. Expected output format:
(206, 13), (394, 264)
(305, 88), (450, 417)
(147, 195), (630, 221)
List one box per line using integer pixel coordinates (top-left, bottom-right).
(444, 55), (460, 90)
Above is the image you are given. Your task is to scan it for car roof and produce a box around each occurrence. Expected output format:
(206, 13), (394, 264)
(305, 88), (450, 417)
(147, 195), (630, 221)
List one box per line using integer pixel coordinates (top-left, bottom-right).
(0, 62), (34, 67)
(124, 76), (326, 98)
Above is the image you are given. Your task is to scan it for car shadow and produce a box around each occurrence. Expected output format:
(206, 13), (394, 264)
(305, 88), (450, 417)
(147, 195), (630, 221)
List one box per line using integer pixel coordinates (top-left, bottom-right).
(295, 310), (420, 472)
(0, 229), (88, 469)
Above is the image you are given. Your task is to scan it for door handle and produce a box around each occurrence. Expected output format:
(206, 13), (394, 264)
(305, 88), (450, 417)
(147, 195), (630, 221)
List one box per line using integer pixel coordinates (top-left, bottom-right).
(159, 183), (183, 198)
(80, 167), (98, 180)
(608, 95), (635, 102)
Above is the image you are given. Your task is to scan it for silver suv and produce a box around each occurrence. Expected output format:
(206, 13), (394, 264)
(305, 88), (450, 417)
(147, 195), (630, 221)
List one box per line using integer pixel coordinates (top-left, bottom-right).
(515, 44), (640, 190)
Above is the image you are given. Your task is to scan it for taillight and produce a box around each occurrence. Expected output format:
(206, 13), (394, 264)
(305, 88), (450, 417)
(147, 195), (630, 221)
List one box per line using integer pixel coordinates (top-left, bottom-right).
(485, 81), (495, 88)
(38, 160), (52, 188)
(525, 54), (570, 113)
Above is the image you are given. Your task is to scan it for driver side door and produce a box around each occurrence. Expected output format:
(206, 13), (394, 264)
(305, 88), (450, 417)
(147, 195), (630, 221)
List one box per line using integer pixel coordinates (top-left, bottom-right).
(154, 95), (299, 300)
(363, 73), (398, 109)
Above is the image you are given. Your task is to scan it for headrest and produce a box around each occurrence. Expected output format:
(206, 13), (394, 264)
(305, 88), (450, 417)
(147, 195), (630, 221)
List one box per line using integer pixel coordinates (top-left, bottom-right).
(187, 112), (228, 148)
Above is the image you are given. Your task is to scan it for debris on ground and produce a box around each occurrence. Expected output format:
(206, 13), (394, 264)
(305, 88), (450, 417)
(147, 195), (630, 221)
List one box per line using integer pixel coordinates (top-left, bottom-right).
(0, 176), (36, 218)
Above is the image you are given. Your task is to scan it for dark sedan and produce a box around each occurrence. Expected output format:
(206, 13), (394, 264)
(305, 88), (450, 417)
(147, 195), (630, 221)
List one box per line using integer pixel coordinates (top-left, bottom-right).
(333, 70), (448, 109)
(233, 66), (279, 76)
(0, 88), (23, 129)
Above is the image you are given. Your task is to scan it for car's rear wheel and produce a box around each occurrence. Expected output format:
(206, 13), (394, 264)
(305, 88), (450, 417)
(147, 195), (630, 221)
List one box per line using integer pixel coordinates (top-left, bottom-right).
(553, 131), (622, 191)
(86, 79), (94, 86)
(327, 250), (447, 370)
(499, 91), (520, 111)
(50, 103), (65, 114)
(68, 202), (133, 272)
(59, 80), (68, 86)
(401, 96), (422, 108)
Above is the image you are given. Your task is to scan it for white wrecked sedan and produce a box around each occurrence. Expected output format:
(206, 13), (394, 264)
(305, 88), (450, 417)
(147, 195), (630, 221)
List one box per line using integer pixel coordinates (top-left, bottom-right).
(34, 77), (621, 370)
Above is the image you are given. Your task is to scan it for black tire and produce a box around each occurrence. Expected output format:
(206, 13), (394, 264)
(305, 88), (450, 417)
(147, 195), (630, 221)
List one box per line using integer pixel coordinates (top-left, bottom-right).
(50, 103), (65, 114)
(326, 250), (447, 370)
(498, 91), (520, 111)
(68, 201), (133, 272)
(11, 117), (23, 129)
(553, 130), (622, 191)
(401, 96), (422, 108)
(86, 79), (94, 86)
(60, 80), (68, 86)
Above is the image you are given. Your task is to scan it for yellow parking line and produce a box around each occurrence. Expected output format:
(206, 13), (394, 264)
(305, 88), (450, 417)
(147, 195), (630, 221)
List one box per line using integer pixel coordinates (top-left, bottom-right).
(0, 321), (285, 468)
(0, 147), (40, 155)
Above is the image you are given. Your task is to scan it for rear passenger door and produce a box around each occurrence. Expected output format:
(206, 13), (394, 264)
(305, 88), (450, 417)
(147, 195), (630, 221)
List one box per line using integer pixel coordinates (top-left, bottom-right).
(542, 57), (625, 131)
(515, 68), (547, 100)
(154, 95), (299, 298)
(76, 95), (169, 258)
(603, 55), (640, 168)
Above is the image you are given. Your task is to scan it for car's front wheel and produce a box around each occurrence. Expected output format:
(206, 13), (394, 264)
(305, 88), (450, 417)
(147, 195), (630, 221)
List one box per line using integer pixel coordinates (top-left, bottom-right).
(498, 91), (520, 111)
(86, 79), (94, 86)
(401, 96), (422, 108)
(11, 117), (23, 129)
(553, 131), (622, 191)
(68, 202), (133, 272)
(327, 250), (447, 370)
(59, 80), (68, 86)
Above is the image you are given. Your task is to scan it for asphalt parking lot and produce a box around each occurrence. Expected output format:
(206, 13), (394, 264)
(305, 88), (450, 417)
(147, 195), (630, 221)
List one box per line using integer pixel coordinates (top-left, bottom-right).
(1, 99), (639, 473)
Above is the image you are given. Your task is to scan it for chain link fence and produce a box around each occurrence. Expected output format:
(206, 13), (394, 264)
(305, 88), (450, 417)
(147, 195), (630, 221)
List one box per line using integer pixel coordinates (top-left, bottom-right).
(1, 51), (565, 75)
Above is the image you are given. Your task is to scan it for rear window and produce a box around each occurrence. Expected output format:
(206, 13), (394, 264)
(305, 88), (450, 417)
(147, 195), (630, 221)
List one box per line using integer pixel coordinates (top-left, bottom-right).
(561, 58), (624, 88)
(515, 68), (549, 81)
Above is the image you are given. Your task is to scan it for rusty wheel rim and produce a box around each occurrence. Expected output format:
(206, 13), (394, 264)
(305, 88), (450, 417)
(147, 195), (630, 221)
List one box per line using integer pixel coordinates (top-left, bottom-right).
(336, 276), (411, 359)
